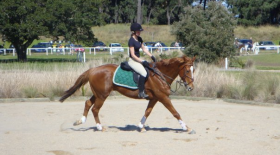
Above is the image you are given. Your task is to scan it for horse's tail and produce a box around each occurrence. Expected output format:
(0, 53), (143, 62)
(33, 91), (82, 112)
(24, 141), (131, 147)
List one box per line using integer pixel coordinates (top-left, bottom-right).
(59, 70), (90, 102)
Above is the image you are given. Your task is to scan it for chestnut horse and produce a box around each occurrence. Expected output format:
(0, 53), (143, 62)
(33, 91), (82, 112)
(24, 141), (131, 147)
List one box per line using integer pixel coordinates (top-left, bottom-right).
(59, 55), (196, 134)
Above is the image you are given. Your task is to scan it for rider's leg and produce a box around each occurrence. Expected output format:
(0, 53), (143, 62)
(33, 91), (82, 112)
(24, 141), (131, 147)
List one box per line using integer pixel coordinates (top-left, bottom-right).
(128, 58), (149, 99)
(138, 75), (149, 98)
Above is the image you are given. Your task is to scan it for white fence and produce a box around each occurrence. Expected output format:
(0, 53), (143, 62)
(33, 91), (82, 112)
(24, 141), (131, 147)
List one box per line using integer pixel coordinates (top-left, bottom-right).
(0, 47), (184, 62)
(1, 45), (279, 60)
(253, 45), (280, 54)
(0, 48), (17, 56)
(24, 47), (184, 56)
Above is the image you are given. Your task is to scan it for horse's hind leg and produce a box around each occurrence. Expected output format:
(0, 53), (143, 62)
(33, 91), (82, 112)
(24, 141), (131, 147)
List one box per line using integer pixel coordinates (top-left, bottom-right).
(73, 96), (95, 126)
(91, 97), (106, 131)
(138, 99), (158, 132)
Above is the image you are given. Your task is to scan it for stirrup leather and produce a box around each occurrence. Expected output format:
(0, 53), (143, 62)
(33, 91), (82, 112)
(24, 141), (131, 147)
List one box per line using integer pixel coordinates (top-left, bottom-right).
(138, 91), (149, 99)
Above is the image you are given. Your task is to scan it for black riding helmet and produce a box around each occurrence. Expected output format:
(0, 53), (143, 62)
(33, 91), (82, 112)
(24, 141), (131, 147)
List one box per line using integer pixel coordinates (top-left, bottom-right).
(130, 23), (143, 31)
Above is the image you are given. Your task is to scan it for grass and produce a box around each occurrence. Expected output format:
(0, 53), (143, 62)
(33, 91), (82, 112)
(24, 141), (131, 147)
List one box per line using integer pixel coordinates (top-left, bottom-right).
(238, 53), (280, 70)
(92, 24), (176, 47)
(0, 51), (126, 63)
(1, 54), (280, 104)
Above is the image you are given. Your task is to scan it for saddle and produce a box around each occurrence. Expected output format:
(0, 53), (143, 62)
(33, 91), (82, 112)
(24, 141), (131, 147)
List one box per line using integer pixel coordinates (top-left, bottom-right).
(120, 61), (149, 84)
(112, 62), (149, 89)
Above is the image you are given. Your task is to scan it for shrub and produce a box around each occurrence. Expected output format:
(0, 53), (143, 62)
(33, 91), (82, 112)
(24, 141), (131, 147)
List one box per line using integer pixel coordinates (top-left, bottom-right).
(245, 59), (255, 69)
(229, 57), (245, 68)
(172, 2), (237, 63)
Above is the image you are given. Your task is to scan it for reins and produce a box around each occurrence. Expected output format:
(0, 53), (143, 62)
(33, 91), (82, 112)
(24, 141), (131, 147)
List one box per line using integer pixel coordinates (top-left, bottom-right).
(147, 63), (194, 93)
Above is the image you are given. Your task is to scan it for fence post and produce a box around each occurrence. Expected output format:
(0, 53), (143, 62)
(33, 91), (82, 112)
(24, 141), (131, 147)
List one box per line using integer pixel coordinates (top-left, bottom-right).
(83, 52), (86, 63)
(225, 57), (228, 70)
(255, 47), (259, 55)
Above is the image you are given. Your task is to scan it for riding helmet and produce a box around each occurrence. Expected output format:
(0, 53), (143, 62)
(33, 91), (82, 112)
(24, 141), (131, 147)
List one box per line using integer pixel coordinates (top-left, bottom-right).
(130, 23), (143, 31)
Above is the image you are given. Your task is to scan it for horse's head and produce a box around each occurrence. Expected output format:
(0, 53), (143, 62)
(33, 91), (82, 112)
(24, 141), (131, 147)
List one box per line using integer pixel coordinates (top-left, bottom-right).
(178, 56), (196, 91)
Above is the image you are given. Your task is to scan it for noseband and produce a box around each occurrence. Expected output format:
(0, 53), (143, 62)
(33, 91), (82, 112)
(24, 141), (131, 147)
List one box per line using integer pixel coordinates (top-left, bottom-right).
(178, 64), (194, 87)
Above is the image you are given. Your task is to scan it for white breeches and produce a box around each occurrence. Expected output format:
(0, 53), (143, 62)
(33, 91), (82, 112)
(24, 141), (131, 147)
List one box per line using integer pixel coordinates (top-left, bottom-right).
(128, 58), (147, 77)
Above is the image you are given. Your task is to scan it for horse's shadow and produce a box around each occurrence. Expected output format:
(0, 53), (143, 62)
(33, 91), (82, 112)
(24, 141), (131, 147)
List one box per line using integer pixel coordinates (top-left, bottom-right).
(68, 125), (184, 133)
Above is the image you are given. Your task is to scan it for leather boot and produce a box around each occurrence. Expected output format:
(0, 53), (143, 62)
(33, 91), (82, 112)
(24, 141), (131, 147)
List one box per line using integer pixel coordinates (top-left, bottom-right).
(138, 75), (149, 99)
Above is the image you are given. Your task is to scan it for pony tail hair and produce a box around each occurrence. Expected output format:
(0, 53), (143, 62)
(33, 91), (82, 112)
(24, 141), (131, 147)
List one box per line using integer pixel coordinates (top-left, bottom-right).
(59, 70), (90, 102)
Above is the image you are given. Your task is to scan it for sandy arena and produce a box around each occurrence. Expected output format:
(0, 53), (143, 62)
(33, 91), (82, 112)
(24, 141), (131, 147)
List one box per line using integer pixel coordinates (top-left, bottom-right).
(0, 98), (279, 155)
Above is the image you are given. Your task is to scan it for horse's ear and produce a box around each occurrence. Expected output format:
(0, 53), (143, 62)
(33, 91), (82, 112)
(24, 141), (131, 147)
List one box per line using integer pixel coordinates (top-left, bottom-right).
(179, 56), (186, 63)
(192, 56), (196, 62)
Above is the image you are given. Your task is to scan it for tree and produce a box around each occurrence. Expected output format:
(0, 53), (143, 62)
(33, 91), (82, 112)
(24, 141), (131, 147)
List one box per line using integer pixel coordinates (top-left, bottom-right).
(119, 0), (137, 23)
(137, 0), (142, 23)
(0, 0), (103, 62)
(172, 2), (237, 63)
(151, 0), (193, 25)
(227, 0), (280, 26)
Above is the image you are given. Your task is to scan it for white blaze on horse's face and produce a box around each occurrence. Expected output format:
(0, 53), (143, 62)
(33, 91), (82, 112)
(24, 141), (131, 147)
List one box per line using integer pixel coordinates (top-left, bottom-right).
(190, 66), (194, 79)
(179, 64), (195, 91)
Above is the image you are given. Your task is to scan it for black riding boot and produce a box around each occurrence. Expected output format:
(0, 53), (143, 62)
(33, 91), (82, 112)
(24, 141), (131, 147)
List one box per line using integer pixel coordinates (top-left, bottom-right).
(138, 75), (149, 99)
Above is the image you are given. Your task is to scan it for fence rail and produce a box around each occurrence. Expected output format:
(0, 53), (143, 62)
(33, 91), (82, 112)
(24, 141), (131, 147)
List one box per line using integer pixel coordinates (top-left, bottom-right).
(24, 47), (184, 56)
(254, 45), (280, 54)
(1, 45), (279, 59)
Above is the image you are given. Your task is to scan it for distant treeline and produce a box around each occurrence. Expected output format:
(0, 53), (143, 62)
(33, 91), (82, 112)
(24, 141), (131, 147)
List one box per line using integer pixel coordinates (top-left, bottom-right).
(99, 0), (280, 26)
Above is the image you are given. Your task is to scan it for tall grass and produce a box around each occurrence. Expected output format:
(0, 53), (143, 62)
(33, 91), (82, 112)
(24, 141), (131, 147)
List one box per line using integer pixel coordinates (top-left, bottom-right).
(1, 56), (279, 104)
(175, 62), (280, 103)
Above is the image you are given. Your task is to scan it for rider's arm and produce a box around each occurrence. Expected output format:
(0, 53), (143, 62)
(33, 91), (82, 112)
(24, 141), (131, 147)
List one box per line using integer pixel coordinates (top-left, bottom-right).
(129, 46), (144, 63)
(141, 44), (152, 57)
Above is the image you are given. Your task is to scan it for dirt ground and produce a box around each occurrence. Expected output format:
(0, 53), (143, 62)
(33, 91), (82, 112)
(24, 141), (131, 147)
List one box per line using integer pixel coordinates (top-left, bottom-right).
(0, 98), (279, 155)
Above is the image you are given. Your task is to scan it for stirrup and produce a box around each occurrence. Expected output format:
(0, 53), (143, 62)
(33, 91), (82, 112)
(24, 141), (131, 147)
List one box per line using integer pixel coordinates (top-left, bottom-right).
(138, 91), (149, 99)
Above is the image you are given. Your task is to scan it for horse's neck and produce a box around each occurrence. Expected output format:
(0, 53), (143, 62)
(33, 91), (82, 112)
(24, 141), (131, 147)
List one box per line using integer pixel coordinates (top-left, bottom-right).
(156, 61), (180, 84)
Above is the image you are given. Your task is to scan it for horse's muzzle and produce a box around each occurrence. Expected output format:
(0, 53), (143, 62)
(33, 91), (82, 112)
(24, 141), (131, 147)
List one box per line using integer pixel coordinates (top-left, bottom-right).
(186, 86), (193, 91)
(184, 83), (193, 91)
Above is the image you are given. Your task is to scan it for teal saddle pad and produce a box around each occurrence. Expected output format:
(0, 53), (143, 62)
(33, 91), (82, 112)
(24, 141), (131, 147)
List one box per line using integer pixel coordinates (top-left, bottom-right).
(113, 66), (138, 89)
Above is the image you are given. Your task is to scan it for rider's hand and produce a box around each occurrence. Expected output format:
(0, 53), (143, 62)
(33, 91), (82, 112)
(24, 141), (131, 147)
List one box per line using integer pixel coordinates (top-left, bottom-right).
(151, 55), (156, 62)
(142, 60), (150, 68)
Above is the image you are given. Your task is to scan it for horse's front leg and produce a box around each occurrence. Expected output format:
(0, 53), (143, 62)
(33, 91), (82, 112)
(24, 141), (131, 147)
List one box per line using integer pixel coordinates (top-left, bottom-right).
(138, 99), (158, 132)
(160, 97), (196, 134)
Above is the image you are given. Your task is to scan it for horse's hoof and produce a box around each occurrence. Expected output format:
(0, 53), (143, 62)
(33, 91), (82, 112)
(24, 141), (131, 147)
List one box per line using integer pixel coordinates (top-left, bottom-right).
(73, 120), (82, 126)
(140, 128), (147, 133)
(102, 127), (106, 132)
(188, 129), (196, 134)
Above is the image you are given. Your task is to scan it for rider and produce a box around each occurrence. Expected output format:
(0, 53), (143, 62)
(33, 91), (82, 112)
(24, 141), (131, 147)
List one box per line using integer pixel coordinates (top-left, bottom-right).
(128, 23), (156, 99)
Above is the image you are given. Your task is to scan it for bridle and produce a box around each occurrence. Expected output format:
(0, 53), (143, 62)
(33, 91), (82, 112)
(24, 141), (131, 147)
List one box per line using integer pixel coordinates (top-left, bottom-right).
(149, 63), (194, 93)
(178, 64), (194, 88)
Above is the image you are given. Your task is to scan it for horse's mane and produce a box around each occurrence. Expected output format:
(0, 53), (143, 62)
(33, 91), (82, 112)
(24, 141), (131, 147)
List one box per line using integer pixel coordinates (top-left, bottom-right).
(157, 55), (191, 67)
